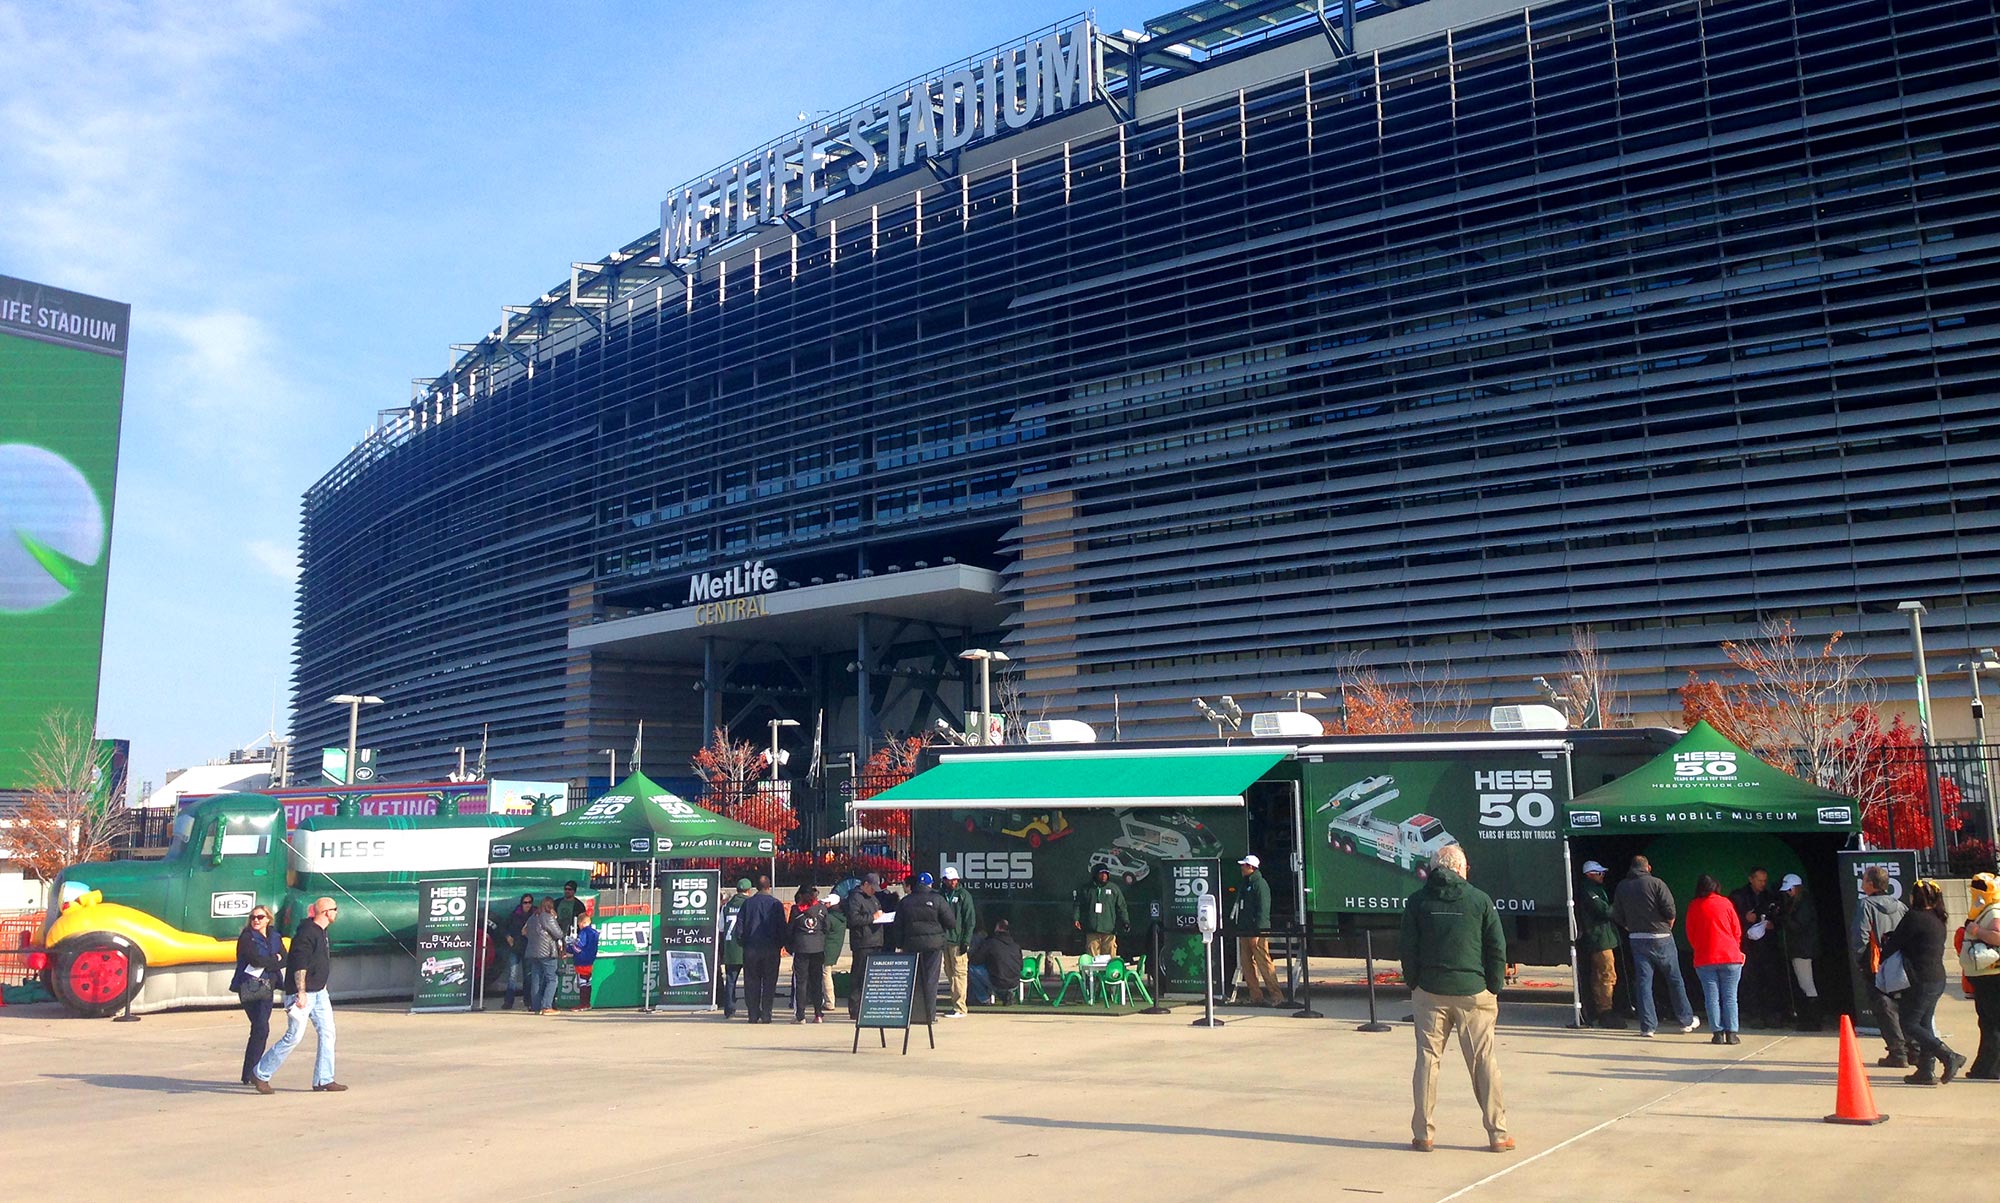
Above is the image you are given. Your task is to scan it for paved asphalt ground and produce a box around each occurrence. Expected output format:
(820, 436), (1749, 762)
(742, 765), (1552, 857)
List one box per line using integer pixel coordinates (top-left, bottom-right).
(1, 985), (1986, 1201)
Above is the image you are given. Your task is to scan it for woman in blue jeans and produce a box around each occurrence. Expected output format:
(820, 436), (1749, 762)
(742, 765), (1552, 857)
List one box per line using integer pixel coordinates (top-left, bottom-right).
(1685, 875), (1744, 1045)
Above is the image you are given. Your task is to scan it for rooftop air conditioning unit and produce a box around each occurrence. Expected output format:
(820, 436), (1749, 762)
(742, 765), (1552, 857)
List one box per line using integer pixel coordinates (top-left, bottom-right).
(1025, 719), (1098, 744)
(1490, 704), (1569, 732)
(1250, 711), (1324, 738)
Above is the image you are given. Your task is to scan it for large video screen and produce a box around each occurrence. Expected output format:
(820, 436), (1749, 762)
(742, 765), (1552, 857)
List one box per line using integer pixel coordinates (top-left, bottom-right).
(0, 275), (129, 789)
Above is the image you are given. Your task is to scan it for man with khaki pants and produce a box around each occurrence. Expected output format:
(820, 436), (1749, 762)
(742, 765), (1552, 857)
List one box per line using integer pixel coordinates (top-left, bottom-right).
(939, 866), (978, 1017)
(1233, 855), (1281, 1005)
(1400, 843), (1512, 1154)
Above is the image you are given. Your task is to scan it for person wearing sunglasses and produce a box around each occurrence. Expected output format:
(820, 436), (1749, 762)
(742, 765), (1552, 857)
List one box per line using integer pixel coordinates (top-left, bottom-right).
(231, 906), (287, 1085)
(252, 897), (345, 1094)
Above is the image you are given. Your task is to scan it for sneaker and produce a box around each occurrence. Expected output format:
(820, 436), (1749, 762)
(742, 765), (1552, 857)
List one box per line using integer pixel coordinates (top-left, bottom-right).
(1679, 1018), (1702, 1034)
(312, 1082), (349, 1092)
(1489, 1137), (1516, 1154)
(1711, 1032), (1726, 1045)
(813, 1015), (825, 1024)
(1638, 1030), (1656, 1039)
(252, 1078), (274, 1095)
(1410, 1139), (1433, 1153)
(1725, 1032), (1741, 1046)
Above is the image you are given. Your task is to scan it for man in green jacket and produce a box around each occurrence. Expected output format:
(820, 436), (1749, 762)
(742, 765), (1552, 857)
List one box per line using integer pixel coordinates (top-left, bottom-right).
(1575, 860), (1624, 1029)
(1075, 867), (1130, 957)
(939, 867), (978, 1017)
(719, 878), (752, 1019)
(1232, 855), (1281, 1006)
(1400, 843), (1512, 1155)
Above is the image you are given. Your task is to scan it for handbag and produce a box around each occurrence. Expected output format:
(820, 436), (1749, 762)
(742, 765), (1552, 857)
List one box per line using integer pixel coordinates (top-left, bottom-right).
(1875, 949), (1911, 995)
(236, 975), (274, 1003)
(1961, 939), (2000, 978)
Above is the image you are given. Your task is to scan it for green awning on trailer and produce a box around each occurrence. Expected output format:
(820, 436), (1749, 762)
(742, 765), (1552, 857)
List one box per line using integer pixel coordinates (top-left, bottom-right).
(853, 749), (1290, 810)
(1563, 722), (1860, 835)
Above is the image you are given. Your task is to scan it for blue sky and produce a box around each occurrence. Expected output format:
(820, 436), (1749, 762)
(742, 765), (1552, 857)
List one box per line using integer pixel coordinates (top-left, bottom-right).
(0, 0), (1099, 796)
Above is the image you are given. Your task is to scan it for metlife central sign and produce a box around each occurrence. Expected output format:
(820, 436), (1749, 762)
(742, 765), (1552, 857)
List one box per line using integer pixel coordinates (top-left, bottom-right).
(661, 18), (1095, 264)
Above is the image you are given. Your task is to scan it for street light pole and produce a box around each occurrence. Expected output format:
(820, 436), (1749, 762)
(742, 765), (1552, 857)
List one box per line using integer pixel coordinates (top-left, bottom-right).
(326, 693), (383, 784)
(958, 649), (1011, 746)
(1897, 601), (1947, 862)
(600, 748), (617, 785)
(1964, 648), (2000, 855)
(768, 718), (799, 781)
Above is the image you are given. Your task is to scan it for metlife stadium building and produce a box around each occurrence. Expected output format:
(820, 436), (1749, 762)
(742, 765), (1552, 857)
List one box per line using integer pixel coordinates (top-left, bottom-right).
(295, 0), (2000, 786)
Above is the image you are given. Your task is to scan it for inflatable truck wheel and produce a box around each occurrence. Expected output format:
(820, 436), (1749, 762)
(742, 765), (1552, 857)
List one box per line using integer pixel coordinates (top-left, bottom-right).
(50, 933), (147, 1018)
(1028, 831), (1042, 849)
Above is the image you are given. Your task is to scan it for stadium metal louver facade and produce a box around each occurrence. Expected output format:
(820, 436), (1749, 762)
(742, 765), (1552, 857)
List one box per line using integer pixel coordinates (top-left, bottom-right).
(296, 0), (2000, 785)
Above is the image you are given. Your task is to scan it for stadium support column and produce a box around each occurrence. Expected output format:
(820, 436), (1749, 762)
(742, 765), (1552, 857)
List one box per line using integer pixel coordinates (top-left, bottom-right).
(702, 637), (718, 735)
(856, 613), (874, 758)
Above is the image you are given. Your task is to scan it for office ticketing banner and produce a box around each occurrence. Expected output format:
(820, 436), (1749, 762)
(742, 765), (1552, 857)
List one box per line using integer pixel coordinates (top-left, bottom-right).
(0, 275), (129, 789)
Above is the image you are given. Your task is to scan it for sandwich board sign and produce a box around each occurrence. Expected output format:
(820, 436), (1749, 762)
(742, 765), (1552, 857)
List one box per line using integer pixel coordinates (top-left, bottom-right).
(853, 952), (932, 1055)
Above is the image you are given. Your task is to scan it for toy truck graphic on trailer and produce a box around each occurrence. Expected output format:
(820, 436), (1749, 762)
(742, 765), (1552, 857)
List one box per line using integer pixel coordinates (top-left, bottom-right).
(37, 791), (587, 1017)
(1318, 775), (1456, 878)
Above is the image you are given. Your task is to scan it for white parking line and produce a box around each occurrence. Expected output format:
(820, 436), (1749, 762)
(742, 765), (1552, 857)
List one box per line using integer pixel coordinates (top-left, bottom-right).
(1434, 1036), (1793, 1202)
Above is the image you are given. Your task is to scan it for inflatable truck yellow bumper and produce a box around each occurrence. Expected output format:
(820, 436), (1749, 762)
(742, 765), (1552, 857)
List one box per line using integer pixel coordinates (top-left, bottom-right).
(45, 893), (242, 967)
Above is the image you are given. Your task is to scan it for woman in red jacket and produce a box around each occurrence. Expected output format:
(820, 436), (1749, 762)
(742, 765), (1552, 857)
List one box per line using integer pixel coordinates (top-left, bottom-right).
(1687, 875), (1745, 1046)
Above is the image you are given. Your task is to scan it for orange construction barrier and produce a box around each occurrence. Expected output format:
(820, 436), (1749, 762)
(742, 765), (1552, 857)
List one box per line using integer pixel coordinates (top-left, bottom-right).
(1824, 1014), (1889, 1125)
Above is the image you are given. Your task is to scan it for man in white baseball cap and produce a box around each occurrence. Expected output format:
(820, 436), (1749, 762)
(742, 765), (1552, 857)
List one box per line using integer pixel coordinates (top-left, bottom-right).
(1576, 860), (1624, 1028)
(1232, 854), (1280, 1006)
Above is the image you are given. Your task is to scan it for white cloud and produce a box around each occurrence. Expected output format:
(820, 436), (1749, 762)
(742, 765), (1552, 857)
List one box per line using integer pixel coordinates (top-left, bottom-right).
(246, 538), (299, 585)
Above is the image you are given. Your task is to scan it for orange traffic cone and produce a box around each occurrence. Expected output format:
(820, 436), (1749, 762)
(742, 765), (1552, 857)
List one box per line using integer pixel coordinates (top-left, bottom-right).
(1824, 1014), (1889, 1125)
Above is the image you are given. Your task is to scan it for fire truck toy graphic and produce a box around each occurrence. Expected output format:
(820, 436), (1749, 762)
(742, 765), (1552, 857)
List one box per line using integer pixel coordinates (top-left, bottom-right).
(1318, 775), (1455, 878)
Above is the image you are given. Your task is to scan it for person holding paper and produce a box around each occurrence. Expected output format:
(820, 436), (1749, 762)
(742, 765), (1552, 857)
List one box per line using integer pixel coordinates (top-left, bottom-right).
(842, 874), (884, 1021)
(1729, 868), (1786, 1029)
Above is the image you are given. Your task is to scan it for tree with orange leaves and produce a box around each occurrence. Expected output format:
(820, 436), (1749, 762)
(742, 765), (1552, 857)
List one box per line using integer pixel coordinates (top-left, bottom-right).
(1330, 666), (1416, 734)
(857, 735), (928, 845)
(690, 726), (797, 845)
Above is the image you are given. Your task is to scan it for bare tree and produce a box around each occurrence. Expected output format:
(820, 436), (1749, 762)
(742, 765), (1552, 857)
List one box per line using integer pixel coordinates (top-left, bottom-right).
(1697, 618), (1878, 790)
(1332, 660), (1417, 734)
(1563, 626), (1627, 729)
(1404, 657), (1480, 732)
(4, 709), (130, 886)
(986, 658), (1045, 743)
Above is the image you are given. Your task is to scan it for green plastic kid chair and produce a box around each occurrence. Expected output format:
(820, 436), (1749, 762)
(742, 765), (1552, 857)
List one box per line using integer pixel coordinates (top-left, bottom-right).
(1098, 956), (1152, 1007)
(1018, 952), (1056, 1004)
(1052, 954), (1109, 1006)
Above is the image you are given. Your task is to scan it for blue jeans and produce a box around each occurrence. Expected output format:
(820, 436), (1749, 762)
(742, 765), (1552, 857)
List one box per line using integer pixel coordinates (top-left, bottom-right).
(1897, 981), (1951, 1073)
(969, 965), (995, 1005)
(527, 958), (559, 1011)
(1695, 962), (1742, 1034)
(497, 947), (523, 1001)
(1630, 938), (1693, 1032)
(256, 989), (336, 1087)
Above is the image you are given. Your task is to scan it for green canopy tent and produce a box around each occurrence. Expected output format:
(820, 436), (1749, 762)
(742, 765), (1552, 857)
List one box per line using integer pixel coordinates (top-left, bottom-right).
(1563, 722), (1860, 836)
(1563, 723), (1860, 1030)
(485, 771), (776, 1009)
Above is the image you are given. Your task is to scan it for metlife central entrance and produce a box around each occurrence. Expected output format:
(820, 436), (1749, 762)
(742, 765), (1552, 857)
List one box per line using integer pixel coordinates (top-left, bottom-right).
(574, 561), (1008, 767)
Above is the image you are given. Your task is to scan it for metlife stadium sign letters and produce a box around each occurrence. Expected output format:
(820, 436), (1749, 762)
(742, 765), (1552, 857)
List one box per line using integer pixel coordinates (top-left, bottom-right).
(661, 19), (1095, 265)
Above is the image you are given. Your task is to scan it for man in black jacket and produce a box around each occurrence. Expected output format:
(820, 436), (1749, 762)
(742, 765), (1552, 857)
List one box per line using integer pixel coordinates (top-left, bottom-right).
(253, 897), (344, 1094)
(893, 872), (958, 1024)
(972, 919), (1025, 1005)
(1612, 856), (1698, 1038)
(843, 873), (884, 1020)
(735, 876), (788, 1024)
(1729, 867), (1786, 1028)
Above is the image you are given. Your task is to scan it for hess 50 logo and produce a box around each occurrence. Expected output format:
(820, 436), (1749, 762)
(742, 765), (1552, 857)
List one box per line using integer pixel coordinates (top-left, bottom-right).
(1474, 769), (1556, 828)
(940, 851), (1033, 881)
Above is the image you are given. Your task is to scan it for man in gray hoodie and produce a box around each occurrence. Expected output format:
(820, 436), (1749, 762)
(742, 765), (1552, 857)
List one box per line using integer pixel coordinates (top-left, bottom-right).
(1850, 865), (1915, 1068)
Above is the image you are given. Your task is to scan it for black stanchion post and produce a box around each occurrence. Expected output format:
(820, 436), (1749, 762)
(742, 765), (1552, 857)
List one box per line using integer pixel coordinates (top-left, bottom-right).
(1291, 911), (1323, 1018)
(1142, 921), (1171, 1015)
(1358, 927), (1390, 1033)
